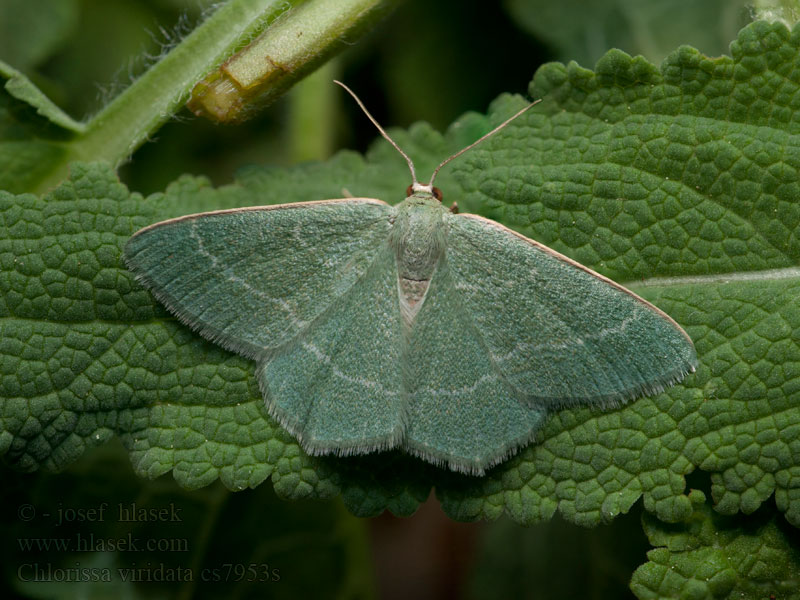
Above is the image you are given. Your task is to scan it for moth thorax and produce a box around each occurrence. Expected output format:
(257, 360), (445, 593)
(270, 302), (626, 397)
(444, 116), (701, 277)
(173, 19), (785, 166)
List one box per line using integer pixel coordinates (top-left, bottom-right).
(393, 203), (446, 278)
(391, 201), (447, 325)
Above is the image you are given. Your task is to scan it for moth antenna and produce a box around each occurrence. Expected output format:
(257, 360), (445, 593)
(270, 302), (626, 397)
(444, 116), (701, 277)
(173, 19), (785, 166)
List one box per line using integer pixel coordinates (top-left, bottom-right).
(428, 98), (542, 188)
(334, 80), (420, 186)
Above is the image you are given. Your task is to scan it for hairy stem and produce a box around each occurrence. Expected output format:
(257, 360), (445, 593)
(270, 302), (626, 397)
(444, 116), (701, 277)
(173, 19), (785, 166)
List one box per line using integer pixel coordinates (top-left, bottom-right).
(34, 0), (400, 194)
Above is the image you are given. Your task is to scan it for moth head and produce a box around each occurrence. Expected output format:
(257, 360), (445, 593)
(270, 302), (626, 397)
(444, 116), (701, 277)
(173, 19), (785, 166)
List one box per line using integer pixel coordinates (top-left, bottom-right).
(335, 79), (541, 197)
(405, 183), (443, 202)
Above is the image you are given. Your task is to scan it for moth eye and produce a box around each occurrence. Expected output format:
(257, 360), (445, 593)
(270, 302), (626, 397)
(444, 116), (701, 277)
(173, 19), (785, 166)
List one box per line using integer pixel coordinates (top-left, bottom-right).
(406, 185), (413, 197)
(432, 187), (443, 201)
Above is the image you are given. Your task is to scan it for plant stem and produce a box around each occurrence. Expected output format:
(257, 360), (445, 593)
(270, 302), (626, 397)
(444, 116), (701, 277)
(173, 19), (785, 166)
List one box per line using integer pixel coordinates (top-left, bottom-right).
(287, 59), (341, 163)
(34, 0), (400, 194)
(187, 0), (400, 123)
(34, 0), (293, 194)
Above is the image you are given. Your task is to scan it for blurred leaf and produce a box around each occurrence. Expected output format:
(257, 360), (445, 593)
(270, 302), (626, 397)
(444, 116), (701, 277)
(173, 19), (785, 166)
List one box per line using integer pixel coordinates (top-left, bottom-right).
(354, 0), (540, 132)
(0, 60), (82, 193)
(0, 0), (79, 71)
(0, 62), (84, 133)
(1, 441), (375, 599)
(39, 0), (162, 119)
(468, 511), (647, 599)
(504, 0), (751, 66)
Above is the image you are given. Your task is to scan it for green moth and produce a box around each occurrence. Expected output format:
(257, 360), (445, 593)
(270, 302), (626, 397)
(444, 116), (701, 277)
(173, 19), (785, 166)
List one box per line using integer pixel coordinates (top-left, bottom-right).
(124, 82), (697, 475)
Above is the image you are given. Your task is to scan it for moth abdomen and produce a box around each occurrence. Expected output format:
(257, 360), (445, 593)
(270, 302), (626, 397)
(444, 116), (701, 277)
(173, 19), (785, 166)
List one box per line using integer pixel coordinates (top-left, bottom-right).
(391, 193), (449, 324)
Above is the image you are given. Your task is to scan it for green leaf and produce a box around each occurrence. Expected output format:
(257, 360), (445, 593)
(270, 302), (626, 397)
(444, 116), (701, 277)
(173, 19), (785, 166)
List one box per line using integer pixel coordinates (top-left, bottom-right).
(3, 21), (800, 528)
(0, 60), (83, 193)
(0, 61), (84, 133)
(630, 489), (800, 599)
